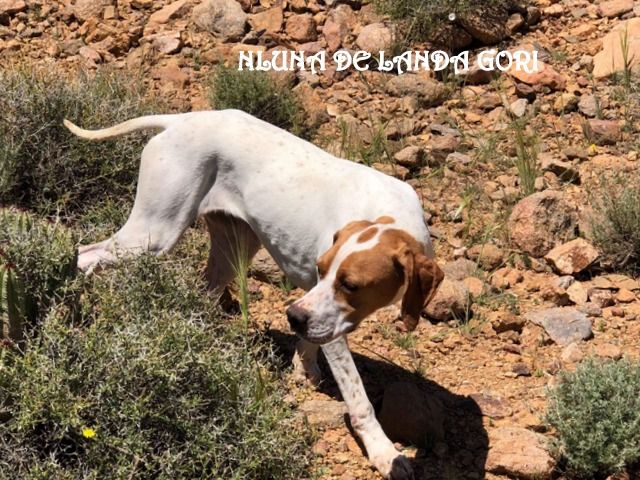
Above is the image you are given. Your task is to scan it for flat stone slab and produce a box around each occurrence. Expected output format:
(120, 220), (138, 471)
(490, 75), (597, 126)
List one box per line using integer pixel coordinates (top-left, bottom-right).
(526, 307), (593, 345)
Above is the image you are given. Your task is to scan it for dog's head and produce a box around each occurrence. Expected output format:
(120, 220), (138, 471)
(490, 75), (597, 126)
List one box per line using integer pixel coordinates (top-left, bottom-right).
(286, 217), (444, 344)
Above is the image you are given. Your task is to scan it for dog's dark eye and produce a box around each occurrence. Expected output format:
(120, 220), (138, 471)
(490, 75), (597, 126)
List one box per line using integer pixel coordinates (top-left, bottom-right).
(340, 278), (359, 293)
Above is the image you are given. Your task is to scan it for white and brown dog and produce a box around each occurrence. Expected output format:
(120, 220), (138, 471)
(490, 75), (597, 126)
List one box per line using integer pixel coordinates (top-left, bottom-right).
(64, 110), (443, 480)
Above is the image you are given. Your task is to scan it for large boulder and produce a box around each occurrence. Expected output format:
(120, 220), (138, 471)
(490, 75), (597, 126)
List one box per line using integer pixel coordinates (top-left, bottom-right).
(508, 191), (577, 258)
(594, 18), (640, 79)
(192, 0), (247, 42)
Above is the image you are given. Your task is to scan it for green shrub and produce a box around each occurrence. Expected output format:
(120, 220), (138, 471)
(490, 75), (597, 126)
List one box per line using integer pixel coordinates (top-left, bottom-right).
(0, 66), (162, 217)
(373, 0), (515, 45)
(546, 358), (640, 478)
(209, 66), (306, 137)
(0, 254), (313, 479)
(0, 209), (77, 341)
(591, 176), (640, 273)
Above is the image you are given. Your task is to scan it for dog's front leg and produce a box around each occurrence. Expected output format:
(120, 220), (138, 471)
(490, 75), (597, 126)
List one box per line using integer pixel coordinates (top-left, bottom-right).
(321, 337), (414, 480)
(292, 339), (322, 386)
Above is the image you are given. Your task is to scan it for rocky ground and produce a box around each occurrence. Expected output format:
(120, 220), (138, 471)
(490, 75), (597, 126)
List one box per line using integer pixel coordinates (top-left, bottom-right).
(3, 0), (640, 478)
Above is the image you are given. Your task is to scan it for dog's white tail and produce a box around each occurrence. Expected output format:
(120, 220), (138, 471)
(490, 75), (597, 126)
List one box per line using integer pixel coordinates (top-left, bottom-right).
(63, 114), (183, 141)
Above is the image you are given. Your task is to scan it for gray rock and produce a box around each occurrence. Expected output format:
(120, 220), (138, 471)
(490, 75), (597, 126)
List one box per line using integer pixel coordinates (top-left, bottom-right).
(385, 73), (447, 107)
(526, 307), (593, 345)
(192, 0), (247, 41)
(355, 22), (392, 53)
(441, 258), (479, 281)
(299, 399), (347, 427)
(578, 94), (599, 117)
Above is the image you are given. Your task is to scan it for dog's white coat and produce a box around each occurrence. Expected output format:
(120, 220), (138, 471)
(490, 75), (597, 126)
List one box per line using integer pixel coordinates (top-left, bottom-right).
(65, 110), (434, 480)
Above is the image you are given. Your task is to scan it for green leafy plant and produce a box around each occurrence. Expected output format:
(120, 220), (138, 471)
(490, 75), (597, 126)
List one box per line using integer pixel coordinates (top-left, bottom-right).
(0, 65), (162, 217)
(0, 254), (313, 479)
(209, 66), (307, 137)
(546, 358), (640, 478)
(0, 209), (77, 342)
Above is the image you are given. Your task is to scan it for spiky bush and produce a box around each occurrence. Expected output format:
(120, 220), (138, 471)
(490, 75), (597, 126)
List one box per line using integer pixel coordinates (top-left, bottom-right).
(0, 254), (313, 479)
(0, 66), (162, 217)
(0, 209), (77, 341)
(546, 359), (640, 478)
(591, 176), (640, 273)
(209, 66), (306, 137)
(373, 0), (517, 46)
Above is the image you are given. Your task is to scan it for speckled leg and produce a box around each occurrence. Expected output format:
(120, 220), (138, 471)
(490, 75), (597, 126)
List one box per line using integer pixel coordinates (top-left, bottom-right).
(321, 336), (414, 480)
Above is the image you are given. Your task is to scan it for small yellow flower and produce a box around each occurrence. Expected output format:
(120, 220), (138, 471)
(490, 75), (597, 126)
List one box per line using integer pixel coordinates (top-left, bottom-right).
(82, 427), (96, 439)
(588, 144), (598, 155)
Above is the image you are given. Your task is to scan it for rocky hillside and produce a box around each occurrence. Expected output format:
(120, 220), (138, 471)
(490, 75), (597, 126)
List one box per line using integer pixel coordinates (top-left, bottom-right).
(3, 0), (640, 479)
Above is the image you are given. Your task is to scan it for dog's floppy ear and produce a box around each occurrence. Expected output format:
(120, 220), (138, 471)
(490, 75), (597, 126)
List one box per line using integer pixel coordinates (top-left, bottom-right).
(395, 249), (444, 331)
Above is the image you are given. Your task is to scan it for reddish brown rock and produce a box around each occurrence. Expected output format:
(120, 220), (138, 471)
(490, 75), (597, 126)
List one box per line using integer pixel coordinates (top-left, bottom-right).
(249, 6), (283, 34)
(598, 0), (634, 18)
(486, 427), (555, 479)
(0, 0), (26, 16)
(506, 45), (566, 91)
(467, 244), (504, 271)
(585, 119), (622, 145)
(508, 191), (578, 258)
(286, 13), (317, 43)
(322, 4), (356, 52)
(73, 0), (113, 22)
(393, 146), (425, 170)
(545, 238), (599, 275)
(425, 278), (471, 322)
(148, 0), (190, 25)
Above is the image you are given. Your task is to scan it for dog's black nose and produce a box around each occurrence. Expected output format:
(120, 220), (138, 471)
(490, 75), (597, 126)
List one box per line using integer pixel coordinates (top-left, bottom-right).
(286, 304), (310, 334)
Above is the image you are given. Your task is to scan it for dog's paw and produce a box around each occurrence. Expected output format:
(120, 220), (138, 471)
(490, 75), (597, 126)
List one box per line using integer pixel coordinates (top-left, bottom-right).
(291, 351), (322, 387)
(371, 449), (414, 480)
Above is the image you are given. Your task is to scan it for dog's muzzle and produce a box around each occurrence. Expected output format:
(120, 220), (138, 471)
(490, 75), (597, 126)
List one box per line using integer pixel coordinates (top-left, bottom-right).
(286, 303), (311, 337)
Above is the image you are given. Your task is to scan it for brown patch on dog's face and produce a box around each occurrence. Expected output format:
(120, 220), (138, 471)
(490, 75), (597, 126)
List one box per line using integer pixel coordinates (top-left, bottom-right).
(357, 227), (379, 243)
(375, 216), (395, 224)
(292, 219), (442, 344)
(317, 220), (373, 277)
(332, 229), (443, 328)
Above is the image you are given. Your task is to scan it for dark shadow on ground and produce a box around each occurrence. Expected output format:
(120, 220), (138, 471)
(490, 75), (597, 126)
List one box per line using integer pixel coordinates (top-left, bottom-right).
(265, 330), (489, 480)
